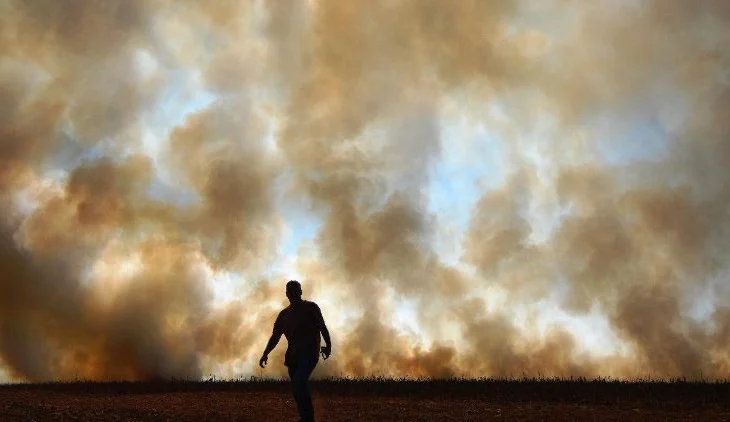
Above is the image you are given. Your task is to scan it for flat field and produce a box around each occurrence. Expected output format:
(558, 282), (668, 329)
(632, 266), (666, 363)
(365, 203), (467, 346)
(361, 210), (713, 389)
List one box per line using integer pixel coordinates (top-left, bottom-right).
(1, 378), (728, 421)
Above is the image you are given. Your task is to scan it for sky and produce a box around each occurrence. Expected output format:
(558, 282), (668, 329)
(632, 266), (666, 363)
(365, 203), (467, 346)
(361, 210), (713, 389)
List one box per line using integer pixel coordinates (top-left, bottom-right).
(0, 0), (729, 382)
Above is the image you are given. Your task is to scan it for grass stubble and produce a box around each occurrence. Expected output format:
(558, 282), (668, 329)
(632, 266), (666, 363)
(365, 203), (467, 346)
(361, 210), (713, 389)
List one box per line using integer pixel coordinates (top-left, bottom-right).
(1, 376), (728, 421)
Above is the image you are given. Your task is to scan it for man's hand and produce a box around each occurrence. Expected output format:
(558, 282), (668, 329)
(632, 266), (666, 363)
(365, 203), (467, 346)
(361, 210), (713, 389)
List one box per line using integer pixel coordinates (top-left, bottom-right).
(320, 345), (331, 360)
(259, 354), (268, 368)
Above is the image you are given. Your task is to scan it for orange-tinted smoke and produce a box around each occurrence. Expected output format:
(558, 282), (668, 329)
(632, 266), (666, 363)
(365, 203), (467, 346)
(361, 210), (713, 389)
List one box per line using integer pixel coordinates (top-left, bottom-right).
(1, 0), (730, 382)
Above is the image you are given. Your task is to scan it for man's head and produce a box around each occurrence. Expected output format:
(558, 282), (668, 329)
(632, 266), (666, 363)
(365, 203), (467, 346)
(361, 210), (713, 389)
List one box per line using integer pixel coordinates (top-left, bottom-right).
(286, 280), (303, 303)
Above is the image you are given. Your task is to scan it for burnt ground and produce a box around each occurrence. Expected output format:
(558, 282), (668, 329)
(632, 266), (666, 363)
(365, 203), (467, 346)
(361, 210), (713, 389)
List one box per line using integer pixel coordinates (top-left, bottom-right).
(1, 378), (728, 421)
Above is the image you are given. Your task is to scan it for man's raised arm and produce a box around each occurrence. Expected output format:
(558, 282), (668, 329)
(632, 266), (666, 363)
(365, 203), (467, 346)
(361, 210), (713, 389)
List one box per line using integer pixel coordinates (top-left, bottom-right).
(259, 316), (283, 368)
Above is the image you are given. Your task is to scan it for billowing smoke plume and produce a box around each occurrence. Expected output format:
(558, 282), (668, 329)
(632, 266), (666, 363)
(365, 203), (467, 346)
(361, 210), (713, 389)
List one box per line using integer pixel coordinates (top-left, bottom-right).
(1, 0), (729, 381)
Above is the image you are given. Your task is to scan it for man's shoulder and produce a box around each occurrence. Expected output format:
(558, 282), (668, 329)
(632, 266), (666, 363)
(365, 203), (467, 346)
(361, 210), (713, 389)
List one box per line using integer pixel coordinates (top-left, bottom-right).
(303, 300), (320, 310)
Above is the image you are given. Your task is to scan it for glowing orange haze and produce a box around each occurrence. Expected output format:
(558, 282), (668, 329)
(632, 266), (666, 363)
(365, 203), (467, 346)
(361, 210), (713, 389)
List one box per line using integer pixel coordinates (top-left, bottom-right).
(0, 0), (729, 381)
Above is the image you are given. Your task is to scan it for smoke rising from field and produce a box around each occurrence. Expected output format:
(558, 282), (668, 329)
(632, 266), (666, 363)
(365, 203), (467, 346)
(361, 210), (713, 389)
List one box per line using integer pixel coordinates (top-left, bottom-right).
(1, 0), (729, 381)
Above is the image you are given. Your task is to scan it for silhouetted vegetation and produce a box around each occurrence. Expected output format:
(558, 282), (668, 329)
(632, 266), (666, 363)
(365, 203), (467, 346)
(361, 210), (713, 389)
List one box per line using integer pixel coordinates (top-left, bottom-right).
(2, 377), (728, 420)
(3, 376), (728, 399)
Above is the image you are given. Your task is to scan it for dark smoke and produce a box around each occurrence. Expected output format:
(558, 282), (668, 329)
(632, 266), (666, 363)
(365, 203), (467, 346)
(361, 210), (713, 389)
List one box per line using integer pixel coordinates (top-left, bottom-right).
(0, 0), (729, 381)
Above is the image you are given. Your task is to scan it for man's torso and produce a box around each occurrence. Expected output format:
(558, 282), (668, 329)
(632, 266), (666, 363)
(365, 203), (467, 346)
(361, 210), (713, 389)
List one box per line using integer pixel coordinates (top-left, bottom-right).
(276, 300), (321, 366)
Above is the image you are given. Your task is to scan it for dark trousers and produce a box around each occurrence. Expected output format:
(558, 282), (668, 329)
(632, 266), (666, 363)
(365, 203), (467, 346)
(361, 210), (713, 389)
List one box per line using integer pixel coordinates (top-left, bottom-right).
(287, 357), (318, 421)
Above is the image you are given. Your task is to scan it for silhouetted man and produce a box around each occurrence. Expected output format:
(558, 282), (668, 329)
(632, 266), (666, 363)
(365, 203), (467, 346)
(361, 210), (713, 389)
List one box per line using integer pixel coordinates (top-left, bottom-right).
(259, 280), (332, 422)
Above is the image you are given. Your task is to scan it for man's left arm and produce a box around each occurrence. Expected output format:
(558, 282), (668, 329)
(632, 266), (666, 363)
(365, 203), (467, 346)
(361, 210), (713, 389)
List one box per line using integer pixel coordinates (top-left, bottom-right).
(314, 304), (332, 359)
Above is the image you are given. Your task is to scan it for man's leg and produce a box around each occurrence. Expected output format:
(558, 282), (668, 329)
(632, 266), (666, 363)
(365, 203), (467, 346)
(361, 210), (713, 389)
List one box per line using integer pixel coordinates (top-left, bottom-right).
(289, 358), (318, 421)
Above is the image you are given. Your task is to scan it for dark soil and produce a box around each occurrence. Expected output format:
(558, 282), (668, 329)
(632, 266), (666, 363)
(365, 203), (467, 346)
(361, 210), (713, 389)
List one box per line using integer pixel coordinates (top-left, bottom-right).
(1, 378), (728, 421)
